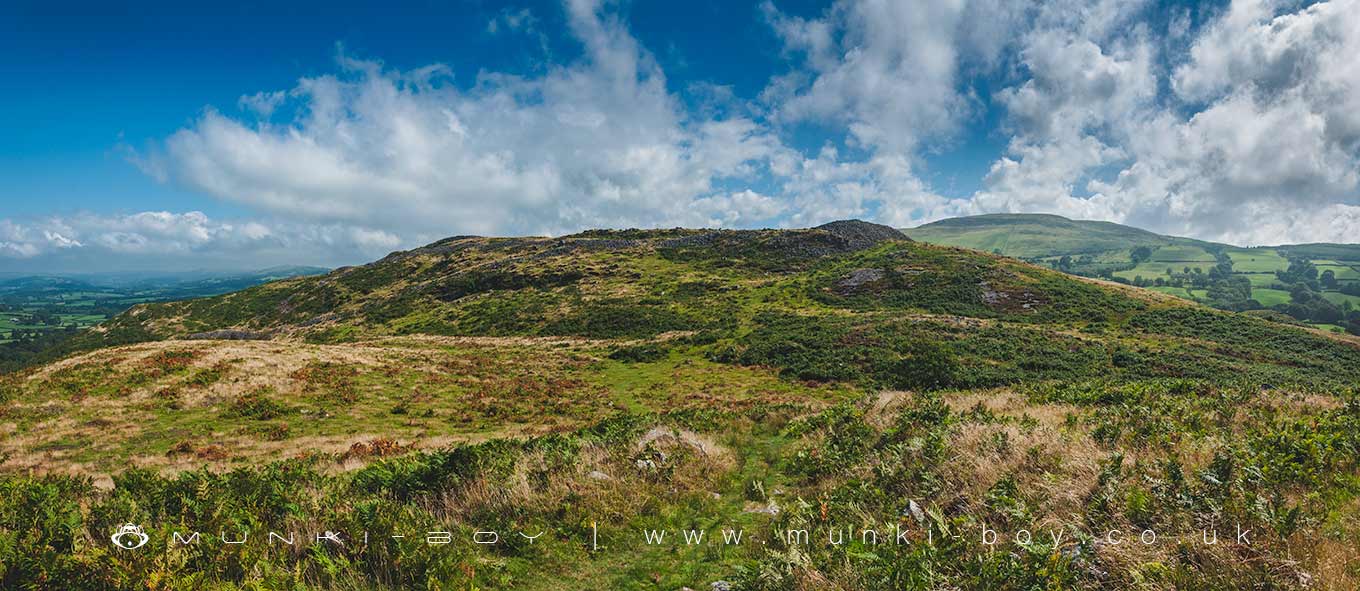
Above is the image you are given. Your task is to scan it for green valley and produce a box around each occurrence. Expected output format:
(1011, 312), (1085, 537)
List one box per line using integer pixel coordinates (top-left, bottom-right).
(0, 267), (328, 372)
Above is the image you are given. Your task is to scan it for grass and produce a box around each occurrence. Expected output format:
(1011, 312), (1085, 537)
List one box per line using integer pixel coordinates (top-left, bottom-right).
(3, 383), (1359, 590)
(0, 337), (854, 473)
(1320, 291), (1360, 307)
(1226, 247), (1290, 272)
(1253, 287), (1293, 306)
(1148, 244), (1214, 262)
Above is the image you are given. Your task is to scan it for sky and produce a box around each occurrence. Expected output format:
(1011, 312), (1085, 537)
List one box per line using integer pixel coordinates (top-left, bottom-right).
(3, 0), (1360, 272)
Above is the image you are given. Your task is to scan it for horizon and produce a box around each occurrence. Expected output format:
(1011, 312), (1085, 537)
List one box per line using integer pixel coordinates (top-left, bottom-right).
(5, 0), (1360, 272)
(3, 211), (1358, 276)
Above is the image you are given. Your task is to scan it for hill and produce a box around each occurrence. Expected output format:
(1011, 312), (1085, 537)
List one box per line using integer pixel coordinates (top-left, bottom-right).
(908, 214), (1360, 335)
(3, 220), (1360, 590)
(906, 213), (1177, 258)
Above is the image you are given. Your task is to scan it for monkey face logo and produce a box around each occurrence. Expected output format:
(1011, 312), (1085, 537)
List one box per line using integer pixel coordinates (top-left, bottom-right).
(111, 524), (149, 550)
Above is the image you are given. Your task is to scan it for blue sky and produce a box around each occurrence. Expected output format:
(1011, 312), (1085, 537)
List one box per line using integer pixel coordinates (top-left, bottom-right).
(3, 0), (1359, 271)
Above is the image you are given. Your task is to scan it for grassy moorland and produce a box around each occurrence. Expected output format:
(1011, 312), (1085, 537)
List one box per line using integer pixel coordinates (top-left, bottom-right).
(3, 221), (1360, 590)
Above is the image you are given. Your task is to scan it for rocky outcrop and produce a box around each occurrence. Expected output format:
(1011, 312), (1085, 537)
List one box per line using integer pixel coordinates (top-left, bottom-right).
(815, 219), (911, 249)
(183, 329), (272, 341)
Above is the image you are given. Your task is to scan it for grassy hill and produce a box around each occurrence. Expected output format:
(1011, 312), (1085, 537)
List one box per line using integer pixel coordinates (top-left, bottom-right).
(908, 214), (1360, 335)
(3, 221), (1360, 590)
(905, 213), (1176, 258)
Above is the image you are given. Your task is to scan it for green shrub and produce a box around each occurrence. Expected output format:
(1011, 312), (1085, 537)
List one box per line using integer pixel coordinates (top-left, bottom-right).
(223, 388), (290, 420)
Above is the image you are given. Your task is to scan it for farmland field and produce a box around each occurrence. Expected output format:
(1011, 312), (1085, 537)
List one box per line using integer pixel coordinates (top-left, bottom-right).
(1225, 247), (1290, 271)
(1252, 288), (1293, 306)
(1148, 244), (1214, 261)
(1112, 260), (1213, 281)
(1242, 272), (1283, 286)
(1318, 263), (1360, 279)
(1321, 290), (1360, 307)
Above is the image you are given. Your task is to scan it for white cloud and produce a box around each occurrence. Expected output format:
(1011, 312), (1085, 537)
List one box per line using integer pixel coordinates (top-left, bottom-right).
(973, 0), (1360, 245)
(238, 91), (287, 118)
(972, 0), (1155, 218)
(107, 0), (1360, 260)
(487, 7), (537, 35)
(0, 211), (403, 272)
(145, 1), (793, 239)
(762, 0), (973, 154)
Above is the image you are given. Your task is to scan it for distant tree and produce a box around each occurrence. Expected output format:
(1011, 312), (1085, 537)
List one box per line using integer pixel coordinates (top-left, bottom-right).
(1321, 269), (1338, 289)
(1277, 257), (1318, 284)
(1291, 283), (1315, 302)
(1130, 246), (1153, 263)
(1315, 304), (1344, 324)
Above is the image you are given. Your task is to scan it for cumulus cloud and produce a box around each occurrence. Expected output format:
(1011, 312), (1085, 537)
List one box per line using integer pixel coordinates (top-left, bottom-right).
(143, 0), (795, 239)
(974, 0), (1360, 244)
(762, 0), (971, 154)
(106, 0), (1360, 263)
(972, 0), (1155, 218)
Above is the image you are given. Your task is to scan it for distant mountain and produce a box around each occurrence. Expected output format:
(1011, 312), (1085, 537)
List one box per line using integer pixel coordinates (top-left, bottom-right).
(906, 213), (1360, 261)
(0, 266), (329, 292)
(905, 213), (1194, 258)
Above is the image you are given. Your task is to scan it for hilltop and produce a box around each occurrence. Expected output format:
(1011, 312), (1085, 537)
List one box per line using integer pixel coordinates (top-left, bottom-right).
(4, 219), (1360, 590)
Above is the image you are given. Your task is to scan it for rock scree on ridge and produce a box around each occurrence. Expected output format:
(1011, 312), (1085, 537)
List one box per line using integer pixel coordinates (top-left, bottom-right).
(814, 219), (911, 249)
